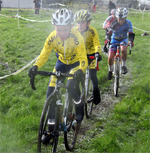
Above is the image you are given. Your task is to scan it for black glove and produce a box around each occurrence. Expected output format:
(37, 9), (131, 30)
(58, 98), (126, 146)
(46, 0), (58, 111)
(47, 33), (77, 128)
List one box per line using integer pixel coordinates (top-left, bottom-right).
(95, 52), (102, 61)
(28, 65), (38, 78)
(74, 69), (84, 82)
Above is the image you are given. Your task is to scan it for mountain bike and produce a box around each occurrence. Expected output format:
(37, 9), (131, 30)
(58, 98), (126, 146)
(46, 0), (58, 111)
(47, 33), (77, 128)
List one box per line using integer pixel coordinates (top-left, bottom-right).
(112, 44), (122, 97)
(84, 56), (100, 118)
(30, 71), (84, 153)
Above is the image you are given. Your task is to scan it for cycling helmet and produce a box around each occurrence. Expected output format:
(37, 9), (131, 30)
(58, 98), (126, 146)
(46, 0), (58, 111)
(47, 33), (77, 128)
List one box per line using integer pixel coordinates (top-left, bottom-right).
(115, 7), (128, 18)
(75, 10), (92, 22)
(52, 9), (74, 25)
(111, 9), (116, 15)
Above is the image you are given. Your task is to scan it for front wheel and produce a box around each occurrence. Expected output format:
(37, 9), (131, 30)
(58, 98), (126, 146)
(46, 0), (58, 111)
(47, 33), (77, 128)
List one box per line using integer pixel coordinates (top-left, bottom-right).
(85, 75), (93, 118)
(114, 62), (120, 97)
(64, 93), (81, 151)
(37, 92), (59, 153)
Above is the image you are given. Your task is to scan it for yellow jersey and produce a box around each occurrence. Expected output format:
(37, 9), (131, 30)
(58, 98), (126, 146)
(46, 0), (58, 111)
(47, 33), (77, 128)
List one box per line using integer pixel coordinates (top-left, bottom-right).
(34, 28), (88, 72)
(76, 25), (101, 55)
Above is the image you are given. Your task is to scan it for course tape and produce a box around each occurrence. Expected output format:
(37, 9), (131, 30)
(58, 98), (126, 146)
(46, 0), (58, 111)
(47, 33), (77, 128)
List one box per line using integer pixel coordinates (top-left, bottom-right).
(16, 14), (51, 22)
(49, 3), (66, 7)
(0, 56), (38, 80)
(133, 26), (150, 33)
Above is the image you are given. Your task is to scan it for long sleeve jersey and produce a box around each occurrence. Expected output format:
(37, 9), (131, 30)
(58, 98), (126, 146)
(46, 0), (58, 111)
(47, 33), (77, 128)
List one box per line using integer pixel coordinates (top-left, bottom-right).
(103, 15), (116, 29)
(76, 25), (101, 55)
(108, 19), (133, 40)
(34, 28), (88, 72)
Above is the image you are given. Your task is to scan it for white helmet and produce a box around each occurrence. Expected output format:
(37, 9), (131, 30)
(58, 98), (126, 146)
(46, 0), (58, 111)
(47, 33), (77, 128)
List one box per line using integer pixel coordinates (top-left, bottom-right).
(115, 7), (128, 18)
(111, 9), (116, 15)
(52, 9), (74, 26)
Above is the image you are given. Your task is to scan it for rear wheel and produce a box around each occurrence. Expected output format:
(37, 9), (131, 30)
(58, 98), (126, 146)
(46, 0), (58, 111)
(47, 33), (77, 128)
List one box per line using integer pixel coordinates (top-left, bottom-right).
(85, 75), (93, 118)
(114, 61), (120, 97)
(64, 93), (81, 151)
(37, 93), (59, 153)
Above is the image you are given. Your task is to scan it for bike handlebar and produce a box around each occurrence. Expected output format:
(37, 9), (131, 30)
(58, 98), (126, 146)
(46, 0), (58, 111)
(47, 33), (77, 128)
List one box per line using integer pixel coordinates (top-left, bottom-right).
(30, 71), (74, 90)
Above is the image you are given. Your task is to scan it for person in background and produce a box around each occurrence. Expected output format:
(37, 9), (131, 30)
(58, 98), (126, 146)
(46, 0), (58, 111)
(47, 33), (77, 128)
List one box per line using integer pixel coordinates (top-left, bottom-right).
(108, 0), (116, 16)
(107, 7), (135, 80)
(103, 9), (116, 53)
(33, 0), (41, 15)
(75, 10), (102, 105)
(92, 0), (97, 13)
(0, 0), (2, 11)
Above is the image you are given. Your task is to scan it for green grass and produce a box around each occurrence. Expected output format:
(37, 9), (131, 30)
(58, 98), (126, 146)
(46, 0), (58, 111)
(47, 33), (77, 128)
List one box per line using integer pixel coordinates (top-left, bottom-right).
(0, 8), (150, 153)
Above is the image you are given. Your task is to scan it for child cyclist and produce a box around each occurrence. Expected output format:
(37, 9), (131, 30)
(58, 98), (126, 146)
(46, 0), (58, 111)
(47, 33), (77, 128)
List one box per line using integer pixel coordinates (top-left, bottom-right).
(107, 7), (135, 80)
(103, 9), (116, 53)
(75, 10), (102, 105)
(28, 8), (88, 136)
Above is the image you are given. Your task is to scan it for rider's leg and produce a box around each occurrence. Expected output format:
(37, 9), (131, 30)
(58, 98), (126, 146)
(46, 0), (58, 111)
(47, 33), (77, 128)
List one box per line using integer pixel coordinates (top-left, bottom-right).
(89, 58), (101, 105)
(120, 40), (128, 74)
(108, 51), (116, 80)
(67, 78), (84, 122)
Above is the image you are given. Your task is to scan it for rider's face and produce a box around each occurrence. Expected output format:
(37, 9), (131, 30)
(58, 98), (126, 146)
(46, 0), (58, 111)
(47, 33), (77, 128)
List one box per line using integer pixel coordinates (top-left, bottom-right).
(77, 21), (89, 32)
(55, 25), (72, 41)
(117, 17), (126, 25)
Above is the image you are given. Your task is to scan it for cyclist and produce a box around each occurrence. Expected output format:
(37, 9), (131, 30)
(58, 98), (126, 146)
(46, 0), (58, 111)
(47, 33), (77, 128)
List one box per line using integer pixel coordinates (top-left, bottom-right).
(103, 9), (116, 53)
(75, 10), (102, 105)
(28, 9), (88, 126)
(107, 7), (135, 80)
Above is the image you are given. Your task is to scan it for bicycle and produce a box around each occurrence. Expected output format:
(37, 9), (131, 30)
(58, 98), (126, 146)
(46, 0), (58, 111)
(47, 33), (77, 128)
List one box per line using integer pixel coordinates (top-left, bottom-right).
(29, 71), (84, 153)
(84, 56), (100, 118)
(112, 43), (132, 97)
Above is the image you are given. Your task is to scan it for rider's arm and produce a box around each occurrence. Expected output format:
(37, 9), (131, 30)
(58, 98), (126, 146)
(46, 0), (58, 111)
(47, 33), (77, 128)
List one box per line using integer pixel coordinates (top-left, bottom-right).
(127, 20), (135, 45)
(92, 27), (101, 54)
(103, 16), (112, 30)
(76, 36), (88, 72)
(33, 32), (55, 68)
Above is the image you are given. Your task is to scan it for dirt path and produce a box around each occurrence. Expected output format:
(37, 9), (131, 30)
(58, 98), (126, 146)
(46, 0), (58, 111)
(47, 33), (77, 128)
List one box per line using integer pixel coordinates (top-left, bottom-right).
(74, 54), (134, 152)
(57, 53), (134, 153)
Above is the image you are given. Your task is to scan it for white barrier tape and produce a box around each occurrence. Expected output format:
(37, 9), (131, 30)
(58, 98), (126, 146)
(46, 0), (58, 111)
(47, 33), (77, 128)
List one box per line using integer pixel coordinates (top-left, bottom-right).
(0, 13), (14, 18)
(0, 56), (39, 80)
(49, 3), (66, 7)
(16, 14), (51, 22)
(133, 26), (150, 33)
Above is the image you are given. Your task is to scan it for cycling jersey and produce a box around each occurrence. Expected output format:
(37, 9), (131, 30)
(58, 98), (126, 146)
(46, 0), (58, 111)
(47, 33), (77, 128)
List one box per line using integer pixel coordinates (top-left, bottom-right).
(75, 25), (101, 55)
(34, 28), (88, 72)
(103, 15), (116, 29)
(109, 19), (133, 40)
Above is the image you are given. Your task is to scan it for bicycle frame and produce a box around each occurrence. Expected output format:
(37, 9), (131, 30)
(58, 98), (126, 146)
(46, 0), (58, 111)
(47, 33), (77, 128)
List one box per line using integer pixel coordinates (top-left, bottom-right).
(113, 46), (122, 75)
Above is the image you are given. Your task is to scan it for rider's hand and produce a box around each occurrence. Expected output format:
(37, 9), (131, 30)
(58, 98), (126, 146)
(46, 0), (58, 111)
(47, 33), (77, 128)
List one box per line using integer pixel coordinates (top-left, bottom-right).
(74, 69), (84, 82)
(95, 52), (102, 61)
(128, 41), (134, 47)
(28, 65), (38, 78)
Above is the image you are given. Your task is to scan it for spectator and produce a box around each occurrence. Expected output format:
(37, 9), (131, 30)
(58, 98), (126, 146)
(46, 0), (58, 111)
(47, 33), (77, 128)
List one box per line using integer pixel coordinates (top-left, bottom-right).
(108, 1), (116, 16)
(0, 0), (2, 11)
(33, 0), (41, 15)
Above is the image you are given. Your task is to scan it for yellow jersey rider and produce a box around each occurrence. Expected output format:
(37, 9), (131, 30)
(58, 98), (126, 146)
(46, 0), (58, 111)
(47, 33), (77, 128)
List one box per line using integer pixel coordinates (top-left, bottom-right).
(75, 10), (102, 105)
(28, 9), (88, 126)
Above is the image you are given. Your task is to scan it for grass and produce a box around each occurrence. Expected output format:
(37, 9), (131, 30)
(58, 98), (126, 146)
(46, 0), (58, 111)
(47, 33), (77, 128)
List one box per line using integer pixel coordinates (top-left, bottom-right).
(0, 8), (150, 153)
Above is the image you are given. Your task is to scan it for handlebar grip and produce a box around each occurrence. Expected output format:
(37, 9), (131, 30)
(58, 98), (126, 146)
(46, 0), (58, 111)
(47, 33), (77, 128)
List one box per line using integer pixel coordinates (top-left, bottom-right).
(30, 75), (36, 90)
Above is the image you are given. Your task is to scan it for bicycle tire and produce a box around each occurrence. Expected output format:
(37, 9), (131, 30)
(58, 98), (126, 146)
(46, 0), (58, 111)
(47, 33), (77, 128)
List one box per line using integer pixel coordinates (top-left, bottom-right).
(114, 61), (120, 97)
(64, 93), (81, 151)
(37, 93), (58, 153)
(85, 74), (93, 118)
